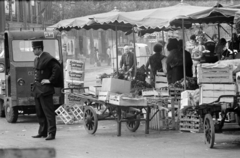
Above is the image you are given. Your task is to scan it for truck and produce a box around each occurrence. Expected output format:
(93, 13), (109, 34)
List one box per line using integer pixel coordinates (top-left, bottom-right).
(0, 30), (64, 123)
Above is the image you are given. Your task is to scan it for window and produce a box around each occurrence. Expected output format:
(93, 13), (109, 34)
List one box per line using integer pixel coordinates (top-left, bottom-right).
(32, 0), (36, 23)
(0, 40), (4, 58)
(19, 0), (23, 22)
(12, 40), (60, 61)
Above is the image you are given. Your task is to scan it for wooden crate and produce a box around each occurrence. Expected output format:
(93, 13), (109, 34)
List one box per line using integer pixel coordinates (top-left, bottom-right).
(197, 64), (233, 84)
(169, 87), (184, 99)
(200, 84), (236, 104)
(155, 72), (168, 89)
(149, 97), (180, 130)
(149, 106), (169, 130)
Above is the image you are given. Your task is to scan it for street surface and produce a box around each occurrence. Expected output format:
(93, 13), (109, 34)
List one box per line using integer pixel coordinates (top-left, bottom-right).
(0, 61), (240, 158)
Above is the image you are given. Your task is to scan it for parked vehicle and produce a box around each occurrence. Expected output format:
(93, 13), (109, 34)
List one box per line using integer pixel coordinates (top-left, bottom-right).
(0, 30), (64, 123)
(110, 43), (151, 70)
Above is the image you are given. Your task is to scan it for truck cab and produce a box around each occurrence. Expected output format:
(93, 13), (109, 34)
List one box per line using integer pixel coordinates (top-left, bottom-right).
(0, 30), (64, 123)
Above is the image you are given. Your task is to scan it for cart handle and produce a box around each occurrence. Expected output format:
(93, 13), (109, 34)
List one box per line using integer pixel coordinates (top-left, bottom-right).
(210, 95), (240, 104)
(61, 87), (89, 94)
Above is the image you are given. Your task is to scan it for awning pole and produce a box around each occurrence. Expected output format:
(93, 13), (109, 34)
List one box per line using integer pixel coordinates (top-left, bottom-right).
(132, 27), (137, 78)
(182, 19), (186, 90)
(217, 23), (221, 40)
(115, 26), (119, 74)
(111, 29), (114, 67)
(231, 24), (233, 51)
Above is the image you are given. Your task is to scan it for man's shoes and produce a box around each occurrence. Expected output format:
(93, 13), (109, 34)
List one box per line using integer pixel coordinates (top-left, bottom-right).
(45, 134), (55, 141)
(32, 134), (47, 138)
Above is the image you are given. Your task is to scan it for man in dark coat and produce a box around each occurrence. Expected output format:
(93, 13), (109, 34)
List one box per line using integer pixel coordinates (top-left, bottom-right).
(166, 38), (184, 84)
(178, 39), (193, 77)
(31, 41), (62, 141)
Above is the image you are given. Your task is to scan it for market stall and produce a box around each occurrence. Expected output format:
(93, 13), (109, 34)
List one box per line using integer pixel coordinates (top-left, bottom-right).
(60, 77), (174, 136)
(172, 6), (240, 148)
(50, 2), (217, 133)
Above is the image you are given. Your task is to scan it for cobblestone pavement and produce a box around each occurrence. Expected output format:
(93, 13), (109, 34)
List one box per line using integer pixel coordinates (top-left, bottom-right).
(0, 115), (240, 158)
(0, 60), (240, 158)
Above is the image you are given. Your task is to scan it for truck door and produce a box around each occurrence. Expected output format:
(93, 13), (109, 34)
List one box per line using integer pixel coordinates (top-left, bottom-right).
(4, 32), (10, 97)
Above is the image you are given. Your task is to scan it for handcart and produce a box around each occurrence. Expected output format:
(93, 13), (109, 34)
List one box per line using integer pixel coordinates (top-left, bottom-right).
(196, 95), (240, 148)
(62, 87), (168, 136)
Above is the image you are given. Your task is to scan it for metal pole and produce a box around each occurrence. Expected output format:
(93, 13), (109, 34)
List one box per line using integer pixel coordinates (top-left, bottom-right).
(231, 24), (233, 50)
(115, 26), (119, 73)
(132, 27), (137, 78)
(217, 23), (220, 41)
(111, 30), (114, 68)
(182, 19), (186, 90)
(162, 31), (165, 42)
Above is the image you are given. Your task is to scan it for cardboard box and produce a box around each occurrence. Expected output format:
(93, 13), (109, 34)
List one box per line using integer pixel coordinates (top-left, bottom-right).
(109, 93), (147, 106)
(88, 86), (102, 96)
(181, 90), (195, 99)
(101, 78), (131, 94)
(65, 70), (85, 81)
(65, 93), (83, 105)
(180, 98), (191, 109)
(65, 59), (85, 71)
(64, 80), (84, 94)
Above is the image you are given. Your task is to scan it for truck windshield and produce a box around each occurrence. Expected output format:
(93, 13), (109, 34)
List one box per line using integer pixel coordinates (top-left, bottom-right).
(0, 39), (4, 58)
(12, 40), (60, 61)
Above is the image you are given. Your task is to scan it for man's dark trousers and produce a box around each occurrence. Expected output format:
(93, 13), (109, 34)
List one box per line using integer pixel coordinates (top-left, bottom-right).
(35, 94), (56, 136)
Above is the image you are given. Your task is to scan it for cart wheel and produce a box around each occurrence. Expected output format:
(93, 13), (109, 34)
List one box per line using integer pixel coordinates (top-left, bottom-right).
(126, 114), (141, 132)
(237, 113), (240, 126)
(0, 100), (5, 118)
(204, 114), (215, 148)
(83, 106), (98, 134)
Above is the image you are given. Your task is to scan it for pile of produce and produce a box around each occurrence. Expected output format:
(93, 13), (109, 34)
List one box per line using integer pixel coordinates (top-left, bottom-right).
(131, 80), (152, 96)
(169, 77), (199, 90)
(135, 65), (147, 82)
(96, 73), (111, 81)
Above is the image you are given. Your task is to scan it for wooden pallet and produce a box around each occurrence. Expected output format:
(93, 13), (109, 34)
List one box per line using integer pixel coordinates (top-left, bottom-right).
(180, 114), (203, 133)
(149, 107), (169, 130)
(149, 97), (180, 130)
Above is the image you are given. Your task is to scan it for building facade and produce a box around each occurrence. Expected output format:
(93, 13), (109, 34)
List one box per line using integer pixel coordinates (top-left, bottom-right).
(0, 0), (55, 32)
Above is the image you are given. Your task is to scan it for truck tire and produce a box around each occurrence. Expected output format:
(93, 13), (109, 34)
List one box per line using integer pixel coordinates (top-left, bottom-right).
(5, 104), (18, 123)
(0, 100), (5, 117)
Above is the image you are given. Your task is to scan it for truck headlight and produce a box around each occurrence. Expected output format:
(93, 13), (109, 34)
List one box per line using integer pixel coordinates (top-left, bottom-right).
(0, 64), (4, 72)
(17, 78), (25, 86)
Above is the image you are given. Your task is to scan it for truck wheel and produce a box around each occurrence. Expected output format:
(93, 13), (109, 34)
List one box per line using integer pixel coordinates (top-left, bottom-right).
(0, 100), (5, 117)
(5, 104), (18, 123)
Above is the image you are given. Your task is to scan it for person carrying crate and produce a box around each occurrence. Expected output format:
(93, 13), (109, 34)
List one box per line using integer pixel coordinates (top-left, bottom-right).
(145, 43), (167, 87)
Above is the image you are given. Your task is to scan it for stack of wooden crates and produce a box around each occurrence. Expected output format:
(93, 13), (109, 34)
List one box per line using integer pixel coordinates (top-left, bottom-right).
(180, 63), (235, 132)
(55, 59), (85, 124)
(197, 63), (235, 104)
(149, 72), (182, 130)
